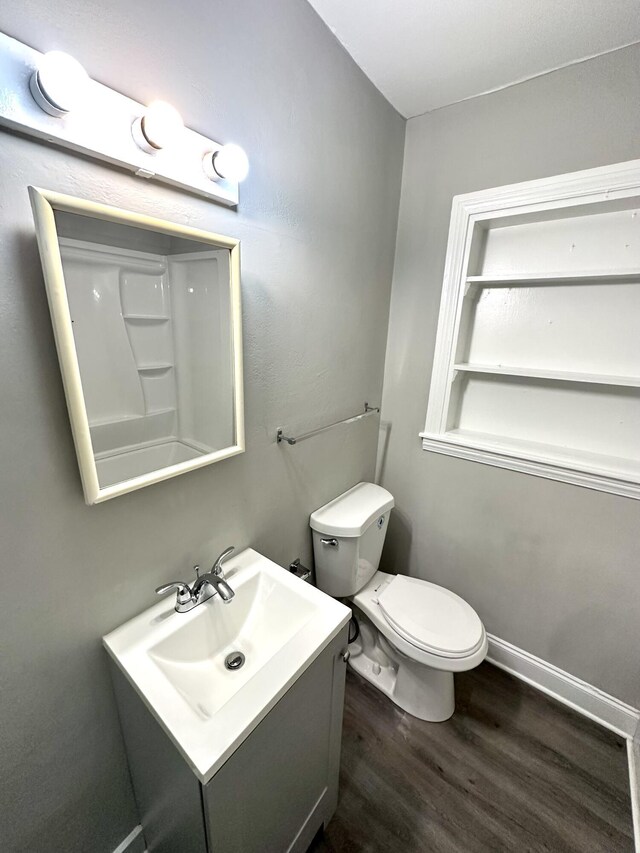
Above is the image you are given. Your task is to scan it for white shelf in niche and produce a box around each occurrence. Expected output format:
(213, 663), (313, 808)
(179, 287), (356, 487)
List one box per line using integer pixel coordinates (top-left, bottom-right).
(452, 364), (640, 388)
(420, 429), (640, 498)
(466, 270), (640, 286)
(439, 429), (640, 476)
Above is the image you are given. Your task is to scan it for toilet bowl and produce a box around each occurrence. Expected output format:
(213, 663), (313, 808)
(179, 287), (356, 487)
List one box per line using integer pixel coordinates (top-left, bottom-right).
(310, 482), (487, 721)
(349, 570), (487, 720)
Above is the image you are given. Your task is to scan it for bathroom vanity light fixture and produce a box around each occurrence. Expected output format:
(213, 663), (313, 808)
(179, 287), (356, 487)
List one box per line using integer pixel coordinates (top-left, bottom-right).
(0, 31), (244, 206)
(29, 51), (90, 116)
(132, 100), (184, 153)
(203, 143), (250, 183)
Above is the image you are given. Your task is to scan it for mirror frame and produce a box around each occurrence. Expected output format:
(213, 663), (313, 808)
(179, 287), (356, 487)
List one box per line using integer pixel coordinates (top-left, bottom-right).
(29, 186), (245, 505)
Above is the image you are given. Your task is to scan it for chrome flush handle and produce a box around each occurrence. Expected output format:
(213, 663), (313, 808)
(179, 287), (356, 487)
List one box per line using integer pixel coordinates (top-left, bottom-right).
(321, 538), (338, 547)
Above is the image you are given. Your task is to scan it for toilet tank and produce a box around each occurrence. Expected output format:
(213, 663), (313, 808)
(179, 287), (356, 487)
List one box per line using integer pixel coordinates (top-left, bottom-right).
(310, 482), (394, 597)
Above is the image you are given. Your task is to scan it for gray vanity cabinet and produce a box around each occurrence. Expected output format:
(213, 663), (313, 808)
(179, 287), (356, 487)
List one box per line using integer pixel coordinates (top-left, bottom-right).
(111, 627), (349, 853)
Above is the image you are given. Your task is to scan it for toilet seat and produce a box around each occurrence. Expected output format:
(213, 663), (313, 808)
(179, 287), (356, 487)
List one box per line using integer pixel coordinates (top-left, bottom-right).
(353, 570), (487, 672)
(377, 575), (484, 659)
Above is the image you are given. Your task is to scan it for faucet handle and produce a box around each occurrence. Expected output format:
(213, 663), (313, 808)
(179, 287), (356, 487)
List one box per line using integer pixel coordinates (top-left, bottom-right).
(212, 546), (235, 576)
(155, 581), (192, 607)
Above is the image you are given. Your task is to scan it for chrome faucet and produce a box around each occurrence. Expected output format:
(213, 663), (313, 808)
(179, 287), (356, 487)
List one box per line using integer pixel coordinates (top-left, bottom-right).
(192, 547), (236, 603)
(155, 546), (236, 613)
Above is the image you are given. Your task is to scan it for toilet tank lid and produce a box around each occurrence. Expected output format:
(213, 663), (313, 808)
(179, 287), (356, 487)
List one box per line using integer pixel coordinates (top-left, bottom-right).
(310, 482), (394, 537)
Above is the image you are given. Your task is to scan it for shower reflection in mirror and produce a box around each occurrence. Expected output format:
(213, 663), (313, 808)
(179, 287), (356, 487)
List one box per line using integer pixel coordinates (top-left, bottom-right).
(30, 189), (244, 504)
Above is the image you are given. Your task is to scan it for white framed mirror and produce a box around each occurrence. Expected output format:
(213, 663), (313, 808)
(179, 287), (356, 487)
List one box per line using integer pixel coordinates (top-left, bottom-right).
(29, 187), (244, 505)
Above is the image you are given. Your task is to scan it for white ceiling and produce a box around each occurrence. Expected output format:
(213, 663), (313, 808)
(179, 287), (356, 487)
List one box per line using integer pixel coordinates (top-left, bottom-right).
(306, 0), (640, 118)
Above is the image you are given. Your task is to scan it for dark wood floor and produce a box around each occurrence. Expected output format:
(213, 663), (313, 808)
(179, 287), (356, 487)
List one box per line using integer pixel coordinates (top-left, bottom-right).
(310, 663), (633, 852)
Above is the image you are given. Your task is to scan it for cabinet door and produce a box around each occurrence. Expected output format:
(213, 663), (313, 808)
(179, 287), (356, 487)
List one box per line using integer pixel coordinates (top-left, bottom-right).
(203, 629), (348, 853)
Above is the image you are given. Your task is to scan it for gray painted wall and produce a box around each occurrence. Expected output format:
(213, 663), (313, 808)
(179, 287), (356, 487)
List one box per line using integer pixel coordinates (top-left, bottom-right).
(379, 44), (640, 707)
(0, 2), (404, 850)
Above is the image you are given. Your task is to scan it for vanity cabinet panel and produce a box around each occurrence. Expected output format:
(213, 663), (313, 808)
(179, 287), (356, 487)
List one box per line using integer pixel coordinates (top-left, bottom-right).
(111, 626), (348, 853)
(203, 628), (347, 853)
(111, 664), (208, 853)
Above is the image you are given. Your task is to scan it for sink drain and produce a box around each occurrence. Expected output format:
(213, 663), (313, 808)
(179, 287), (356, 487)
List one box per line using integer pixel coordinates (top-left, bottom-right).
(225, 651), (245, 671)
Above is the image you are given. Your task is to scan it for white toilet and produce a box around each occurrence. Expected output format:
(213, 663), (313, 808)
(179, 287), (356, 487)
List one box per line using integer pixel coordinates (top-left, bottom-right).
(310, 482), (487, 722)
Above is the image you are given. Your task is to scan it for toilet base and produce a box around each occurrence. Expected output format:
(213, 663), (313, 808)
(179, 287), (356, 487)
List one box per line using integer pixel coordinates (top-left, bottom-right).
(348, 627), (455, 722)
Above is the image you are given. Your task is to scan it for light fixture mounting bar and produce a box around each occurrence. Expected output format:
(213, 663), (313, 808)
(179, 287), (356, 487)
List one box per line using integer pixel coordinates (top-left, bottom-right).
(0, 31), (239, 207)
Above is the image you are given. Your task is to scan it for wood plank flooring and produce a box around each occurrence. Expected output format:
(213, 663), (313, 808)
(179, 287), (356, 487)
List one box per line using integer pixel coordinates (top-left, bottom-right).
(310, 663), (633, 852)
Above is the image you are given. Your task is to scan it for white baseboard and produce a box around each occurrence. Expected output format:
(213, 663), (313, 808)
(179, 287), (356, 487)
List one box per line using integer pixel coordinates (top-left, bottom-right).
(112, 825), (145, 853)
(486, 634), (640, 739)
(628, 736), (640, 853)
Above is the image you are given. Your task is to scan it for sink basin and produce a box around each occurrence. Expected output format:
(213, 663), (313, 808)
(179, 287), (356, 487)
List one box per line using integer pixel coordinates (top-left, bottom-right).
(149, 566), (318, 719)
(104, 548), (350, 783)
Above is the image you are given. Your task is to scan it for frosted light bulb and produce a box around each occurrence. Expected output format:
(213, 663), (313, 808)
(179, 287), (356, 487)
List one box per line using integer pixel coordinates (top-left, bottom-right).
(134, 101), (184, 151)
(204, 143), (249, 183)
(30, 51), (90, 116)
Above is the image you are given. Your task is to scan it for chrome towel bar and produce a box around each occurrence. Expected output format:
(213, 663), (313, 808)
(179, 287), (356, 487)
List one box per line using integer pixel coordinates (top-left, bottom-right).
(277, 402), (380, 446)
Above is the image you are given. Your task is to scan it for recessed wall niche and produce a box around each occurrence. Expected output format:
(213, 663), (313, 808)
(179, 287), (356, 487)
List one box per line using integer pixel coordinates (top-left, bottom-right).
(422, 159), (640, 499)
